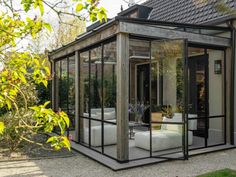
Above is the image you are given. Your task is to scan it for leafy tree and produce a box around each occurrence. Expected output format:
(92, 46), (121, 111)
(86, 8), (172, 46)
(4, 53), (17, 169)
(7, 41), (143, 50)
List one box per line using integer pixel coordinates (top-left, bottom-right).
(49, 16), (86, 50)
(0, 0), (107, 151)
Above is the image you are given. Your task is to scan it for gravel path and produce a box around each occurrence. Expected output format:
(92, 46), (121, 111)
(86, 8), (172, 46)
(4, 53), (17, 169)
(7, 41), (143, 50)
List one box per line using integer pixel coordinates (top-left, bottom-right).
(0, 149), (236, 177)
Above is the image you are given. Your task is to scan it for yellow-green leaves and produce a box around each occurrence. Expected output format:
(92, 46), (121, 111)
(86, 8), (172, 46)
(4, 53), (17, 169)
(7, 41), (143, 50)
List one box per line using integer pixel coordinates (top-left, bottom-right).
(46, 136), (71, 151)
(0, 0), (107, 153)
(31, 102), (71, 151)
(43, 23), (52, 32)
(74, 0), (107, 22)
(34, 0), (44, 15)
(30, 102), (70, 136)
(21, 0), (33, 12)
(21, 0), (44, 15)
(0, 122), (5, 135)
(76, 3), (84, 12)
(0, 52), (50, 111)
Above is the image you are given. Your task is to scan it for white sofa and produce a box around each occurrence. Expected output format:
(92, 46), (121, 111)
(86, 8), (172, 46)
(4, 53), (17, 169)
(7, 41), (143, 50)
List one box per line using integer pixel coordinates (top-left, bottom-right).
(84, 124), (117, 146)
(135, 113), (197, 151)
(83, 108), (117, 146)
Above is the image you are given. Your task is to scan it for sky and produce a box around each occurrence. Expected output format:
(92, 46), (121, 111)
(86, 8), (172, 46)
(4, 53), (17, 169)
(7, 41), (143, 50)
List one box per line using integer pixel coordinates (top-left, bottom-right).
(1, 0), (147, 53)
(100, 0), (129, 18)
(99, 0), (146, 18)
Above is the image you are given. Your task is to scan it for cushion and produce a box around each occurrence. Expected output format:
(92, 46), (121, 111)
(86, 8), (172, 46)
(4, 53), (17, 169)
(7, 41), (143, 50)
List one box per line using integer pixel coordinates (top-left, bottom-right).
(165, 124), (182, 133)
(84, 124), (117, 146)
(161, 113), (197, 131)
(135, 130), (193, 151)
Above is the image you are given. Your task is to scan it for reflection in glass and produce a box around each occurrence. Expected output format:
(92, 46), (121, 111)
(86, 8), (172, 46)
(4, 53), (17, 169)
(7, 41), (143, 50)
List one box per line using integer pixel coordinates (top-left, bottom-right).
(151, 40), (184, 120)
(80, 52), (89, 116)
(150, 40), (186, 158)
(80, 52), (89, 146)
(59, 59), (68, 111)
(68, 56), (75, 130)
(90, 47), (102, 119)
(103, 41), (117, 158)
(55, 61), (60, 111)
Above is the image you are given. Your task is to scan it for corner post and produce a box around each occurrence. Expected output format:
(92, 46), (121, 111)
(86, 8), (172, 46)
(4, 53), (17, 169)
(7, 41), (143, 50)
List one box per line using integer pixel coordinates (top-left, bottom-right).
(75, 51), (80, 142)
(116, 33), (129, 162)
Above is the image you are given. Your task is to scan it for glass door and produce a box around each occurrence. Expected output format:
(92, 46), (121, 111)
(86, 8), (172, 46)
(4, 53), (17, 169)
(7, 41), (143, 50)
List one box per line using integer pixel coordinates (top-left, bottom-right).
(150, 39), (188, 160)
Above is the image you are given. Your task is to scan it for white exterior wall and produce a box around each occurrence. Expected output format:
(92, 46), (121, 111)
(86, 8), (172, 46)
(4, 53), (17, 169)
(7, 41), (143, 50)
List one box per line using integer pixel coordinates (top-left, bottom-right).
(208, 49), (224, 143)
(233, 20), (236, 144)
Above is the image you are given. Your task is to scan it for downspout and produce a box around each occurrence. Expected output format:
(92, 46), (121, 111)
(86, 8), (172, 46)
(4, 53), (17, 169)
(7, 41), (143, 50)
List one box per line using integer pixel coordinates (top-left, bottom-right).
(228, 20), (235, 145)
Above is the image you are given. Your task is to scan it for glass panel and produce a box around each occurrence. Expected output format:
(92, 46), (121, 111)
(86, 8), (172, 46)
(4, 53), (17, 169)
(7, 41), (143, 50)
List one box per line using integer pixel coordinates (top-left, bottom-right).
(68, 56), (76, 140)
(59, 59), (68, 111)
(207, 49), (225, 146)
(129, 39), (151, 160)
(188, 48), (225, 149)
(129, 39), (150, 59)
(80, 52), (89, 145)
(90, 120), (102, 152)
(188, 47), (207, 149)
(151, 123), (184, 158)
(151, 40), (184, 120)
(103, 41), (117, 158)
(81, 118), (89, 146)
(207, 49), (224, 117)
(90, 47), (102, 151)
(208, 117), (225, 146)
(90, 47), (102, 119)
(103, 122), (117, 158)
(151, 40), (185, 158)
(55, 61), (60, 111)
(80, 52), (89, 117)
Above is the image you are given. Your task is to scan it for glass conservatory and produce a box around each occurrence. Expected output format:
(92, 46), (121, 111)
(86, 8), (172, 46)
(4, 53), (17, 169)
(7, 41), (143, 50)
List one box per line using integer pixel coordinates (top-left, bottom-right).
(49, 17), (235, 170)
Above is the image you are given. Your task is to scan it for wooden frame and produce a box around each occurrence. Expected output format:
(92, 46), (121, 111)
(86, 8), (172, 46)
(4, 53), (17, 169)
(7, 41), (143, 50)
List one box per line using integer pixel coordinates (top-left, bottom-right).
(116, 33), (129, 161)
(49, 19), (233, 165)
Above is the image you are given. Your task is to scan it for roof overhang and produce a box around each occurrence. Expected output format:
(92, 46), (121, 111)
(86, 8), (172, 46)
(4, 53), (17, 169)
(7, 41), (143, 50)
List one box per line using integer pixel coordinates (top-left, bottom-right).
(49, 17), (232, 60)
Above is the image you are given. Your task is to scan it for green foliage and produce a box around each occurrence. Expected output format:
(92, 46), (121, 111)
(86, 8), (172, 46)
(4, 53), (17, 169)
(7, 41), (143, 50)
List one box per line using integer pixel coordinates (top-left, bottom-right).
(75, 0), (107, 22)
(0, 53), (70, 151)
(0, 0), (107, 152)
(197, 169), (236, 177)
(0, 122), (4, 135)
(36, 81), (51, 105)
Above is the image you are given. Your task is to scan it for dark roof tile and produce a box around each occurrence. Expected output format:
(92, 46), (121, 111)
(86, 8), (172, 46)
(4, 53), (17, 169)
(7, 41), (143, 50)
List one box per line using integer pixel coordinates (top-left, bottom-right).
(142, 0), (236, 24)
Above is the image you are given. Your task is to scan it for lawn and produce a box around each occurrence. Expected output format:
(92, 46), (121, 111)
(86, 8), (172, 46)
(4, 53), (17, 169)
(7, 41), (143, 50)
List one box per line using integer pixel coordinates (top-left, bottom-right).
(197, 169), (236, 177)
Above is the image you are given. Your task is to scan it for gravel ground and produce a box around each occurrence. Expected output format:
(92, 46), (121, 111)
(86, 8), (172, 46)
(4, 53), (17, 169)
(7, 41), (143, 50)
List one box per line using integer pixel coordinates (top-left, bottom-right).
(0, 149), (236, 177)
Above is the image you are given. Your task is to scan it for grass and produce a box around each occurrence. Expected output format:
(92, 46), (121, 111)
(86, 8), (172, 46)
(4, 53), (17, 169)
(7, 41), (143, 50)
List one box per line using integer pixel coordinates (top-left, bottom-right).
(197, 169), (236, 177)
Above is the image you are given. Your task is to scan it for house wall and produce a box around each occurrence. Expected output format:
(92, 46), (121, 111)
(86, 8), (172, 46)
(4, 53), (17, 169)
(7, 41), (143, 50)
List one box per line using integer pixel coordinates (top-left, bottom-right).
(233, 20), (236, 144)
(208, 49), (225, 144)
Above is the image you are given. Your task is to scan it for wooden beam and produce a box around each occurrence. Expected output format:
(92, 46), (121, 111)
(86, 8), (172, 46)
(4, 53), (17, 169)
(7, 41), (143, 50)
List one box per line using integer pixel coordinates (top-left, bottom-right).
(116, 33), (129, 162)
(50, 24), (118, 60)
(119, 22), (231, 47)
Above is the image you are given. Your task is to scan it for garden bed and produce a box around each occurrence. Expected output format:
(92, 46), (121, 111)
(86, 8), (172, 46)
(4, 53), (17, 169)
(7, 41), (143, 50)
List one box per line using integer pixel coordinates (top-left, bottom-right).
(0, 134), (76, 161)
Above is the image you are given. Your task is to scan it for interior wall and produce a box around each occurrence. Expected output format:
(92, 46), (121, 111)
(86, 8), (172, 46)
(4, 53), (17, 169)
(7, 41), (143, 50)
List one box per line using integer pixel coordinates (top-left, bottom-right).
(226, 48), (232, 144)
(208, 50), (224, 126)
(208, 49), (224, 143)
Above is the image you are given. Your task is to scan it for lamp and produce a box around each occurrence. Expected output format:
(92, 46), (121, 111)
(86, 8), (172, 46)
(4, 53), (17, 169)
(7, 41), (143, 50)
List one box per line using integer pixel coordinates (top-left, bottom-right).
(214, 60), (222, 74)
